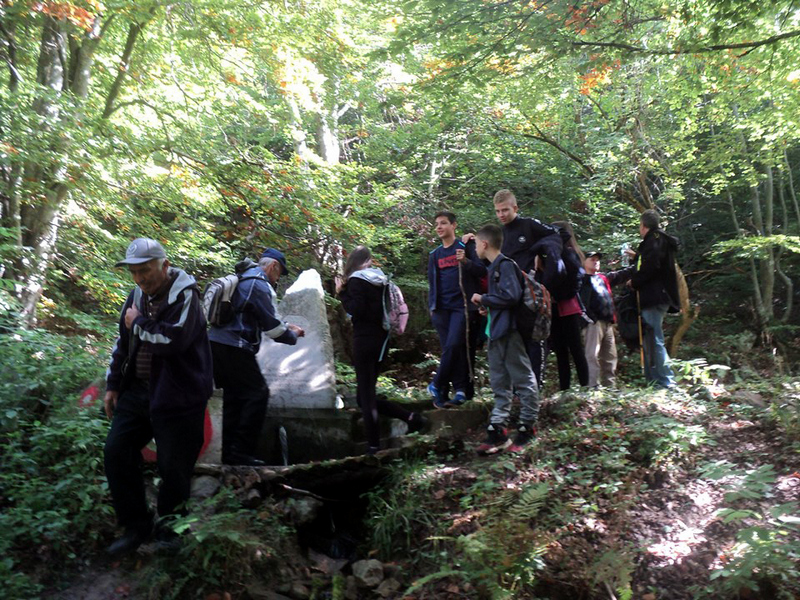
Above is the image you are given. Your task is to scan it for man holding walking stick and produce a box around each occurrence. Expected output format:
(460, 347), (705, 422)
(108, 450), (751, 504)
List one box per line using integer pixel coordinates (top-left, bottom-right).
(427, 211), (487, 407)
(626, 210), (680, 389)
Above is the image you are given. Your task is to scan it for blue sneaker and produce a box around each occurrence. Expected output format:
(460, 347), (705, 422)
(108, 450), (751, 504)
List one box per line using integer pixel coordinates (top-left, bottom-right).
(428, 383), (448, 409)
(447, 390), (467, 407)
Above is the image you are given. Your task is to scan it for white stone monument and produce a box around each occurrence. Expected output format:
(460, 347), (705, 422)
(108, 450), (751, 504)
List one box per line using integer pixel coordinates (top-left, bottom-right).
(256, 269), (337, 409)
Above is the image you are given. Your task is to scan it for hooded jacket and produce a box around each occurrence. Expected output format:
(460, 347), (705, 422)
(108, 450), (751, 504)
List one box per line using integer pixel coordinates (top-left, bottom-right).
(341, 267), (389, 339)
(631, 228), (680, 312)
(479, 254), (524, 341)
(208, 259), (298, 352)
(106, 267), (213, 416)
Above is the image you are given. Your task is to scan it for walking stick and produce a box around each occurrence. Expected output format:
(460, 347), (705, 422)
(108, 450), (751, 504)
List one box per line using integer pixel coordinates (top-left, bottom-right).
(458, 261), (474, 382)
(636, 290), (645, 374)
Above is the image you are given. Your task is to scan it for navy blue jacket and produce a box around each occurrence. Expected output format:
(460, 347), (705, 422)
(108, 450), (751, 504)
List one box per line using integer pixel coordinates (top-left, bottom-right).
(106, 268), (213, 416)
(479, 254), (523, 340)
(208, 264), (298, 352)
(427, 239), (487, 312)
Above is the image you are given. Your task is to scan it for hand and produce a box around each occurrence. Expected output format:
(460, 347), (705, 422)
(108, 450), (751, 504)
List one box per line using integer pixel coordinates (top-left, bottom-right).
(626, 279), (633, 288)
(288, 324), (305, 337)
(470, 293), (482, 306)
(103, 390), (119, 420)
(462, 233), (475, 244)
(124, 305), (141, 329)
(624, 248), (636, 259)
(478, 306), (488, 317)
(334, 275), (344, 294)
(455, 248), (466, 263)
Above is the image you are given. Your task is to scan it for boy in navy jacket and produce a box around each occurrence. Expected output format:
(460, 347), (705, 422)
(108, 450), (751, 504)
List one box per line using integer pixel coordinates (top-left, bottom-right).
(470, 225), (540, 455)
(427, 211), (486, 407)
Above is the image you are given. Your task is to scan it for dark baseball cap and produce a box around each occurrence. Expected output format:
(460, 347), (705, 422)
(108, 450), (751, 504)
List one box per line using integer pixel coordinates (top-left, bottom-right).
(115, 238), (167, 266)
(261, 248), (289, 275)
(585, 251), (603, 259)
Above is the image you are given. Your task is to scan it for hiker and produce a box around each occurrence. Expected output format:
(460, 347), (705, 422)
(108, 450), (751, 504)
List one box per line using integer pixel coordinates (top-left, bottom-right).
(626, 209), (680, 389)
(463, 189), (561, 387)
(103, 238), (213, 556)
(426, 211), (487, 408)
(208, 248), (305, 467)
(337, 246), (426, 455)
(470, 225), (540, 455)
(549, 221), (589, 391)
(579, 252), (633, 387)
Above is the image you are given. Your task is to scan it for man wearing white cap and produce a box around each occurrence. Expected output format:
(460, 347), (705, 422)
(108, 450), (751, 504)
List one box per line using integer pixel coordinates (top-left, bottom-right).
(103, 237), (213, 555)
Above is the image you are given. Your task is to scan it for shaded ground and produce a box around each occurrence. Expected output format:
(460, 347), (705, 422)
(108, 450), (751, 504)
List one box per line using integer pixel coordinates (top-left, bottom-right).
(43, 383), (800, 600)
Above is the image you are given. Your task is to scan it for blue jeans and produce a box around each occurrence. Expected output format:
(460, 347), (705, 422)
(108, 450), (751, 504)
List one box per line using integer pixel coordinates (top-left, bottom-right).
(641, 304), (675, 388)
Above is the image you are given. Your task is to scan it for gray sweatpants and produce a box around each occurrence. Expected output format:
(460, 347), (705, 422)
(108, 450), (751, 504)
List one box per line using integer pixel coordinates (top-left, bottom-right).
(487, 330), (540, 425)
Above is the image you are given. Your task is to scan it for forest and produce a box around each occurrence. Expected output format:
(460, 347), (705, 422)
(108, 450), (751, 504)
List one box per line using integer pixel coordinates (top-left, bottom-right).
(1, 0), (799, 598)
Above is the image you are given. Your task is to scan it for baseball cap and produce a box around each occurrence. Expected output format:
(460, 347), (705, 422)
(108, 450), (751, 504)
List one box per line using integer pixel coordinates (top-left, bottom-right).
(115, 238), (167, 266)
(585, 251), (603, 259)
(261, 248), (289, 275)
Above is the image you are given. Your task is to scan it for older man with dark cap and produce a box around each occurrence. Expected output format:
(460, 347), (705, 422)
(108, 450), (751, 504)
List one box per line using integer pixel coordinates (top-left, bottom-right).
(208, 248), (305, 466)
(103, 237), (213, 555)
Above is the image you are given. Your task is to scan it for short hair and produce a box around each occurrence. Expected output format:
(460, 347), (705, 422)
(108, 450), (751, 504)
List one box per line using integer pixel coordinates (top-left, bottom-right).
(476, 224), (503, 250)
(433, 211), (457, 224)
(640, 209), (660, 230)
(259, 257), (277, 271)
(493, 189), (517, 206)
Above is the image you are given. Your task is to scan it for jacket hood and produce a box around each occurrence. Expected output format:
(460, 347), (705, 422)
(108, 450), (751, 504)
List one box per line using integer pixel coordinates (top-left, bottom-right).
(348, 267), (388, 286)
(167, 267), (198, 304)
(235, 258), (259, 274)
(648, 229), (680, 251)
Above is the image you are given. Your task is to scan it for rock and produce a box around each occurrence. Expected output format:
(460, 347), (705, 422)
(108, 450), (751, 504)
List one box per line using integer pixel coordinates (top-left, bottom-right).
(288, 582), (310, 600)
(257, 270), (337, 410)
(191, 475), (221, 500)
(344, 576), (358, 600)
(732, 390), (766, 408)
(352, 559), (384, 588)
(288, 497), (324, 526)
(244, 583), (292, 600)
(308, 548), (347, 575)
(242, 488), (262, 508)
(376, 578), (401, 598)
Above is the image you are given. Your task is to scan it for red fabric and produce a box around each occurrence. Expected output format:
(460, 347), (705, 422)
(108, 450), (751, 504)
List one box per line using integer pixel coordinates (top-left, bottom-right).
(557, 295), (582, 317)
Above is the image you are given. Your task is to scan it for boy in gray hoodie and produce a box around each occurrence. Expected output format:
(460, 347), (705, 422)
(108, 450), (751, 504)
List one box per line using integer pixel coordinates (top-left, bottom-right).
(471, 225), (540, 454)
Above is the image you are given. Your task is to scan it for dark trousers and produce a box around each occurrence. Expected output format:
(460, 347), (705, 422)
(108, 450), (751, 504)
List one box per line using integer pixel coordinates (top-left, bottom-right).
(211, 341), (270, 458)
(353, 333), (412, 449)
(431, 308), (477, 395)
(550, 312), (589, 391)
(525, 339), (547, 389)
(104, 383), (204, 529)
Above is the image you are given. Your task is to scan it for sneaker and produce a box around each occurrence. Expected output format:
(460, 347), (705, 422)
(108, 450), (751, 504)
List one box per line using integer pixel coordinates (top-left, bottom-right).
(406, 412), (430, 434)
(476, 424), (510, 456)
(428, 383), (448, 409)
(507, 423), (537, 453)
(446, 390), (467, 408)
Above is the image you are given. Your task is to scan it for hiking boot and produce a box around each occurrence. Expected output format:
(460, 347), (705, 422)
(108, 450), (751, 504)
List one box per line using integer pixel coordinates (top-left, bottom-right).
(406, 412), (430, 434)
(428, 383), (448, 409)
(476, 424), (510, 456)
(107, 519), (153, 557)
(507, 423), (537, 453)
(446, 390), (468, 408)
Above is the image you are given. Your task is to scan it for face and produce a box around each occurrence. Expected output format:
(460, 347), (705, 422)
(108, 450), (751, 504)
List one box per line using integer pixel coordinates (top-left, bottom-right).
(494, 200), (518, 225)
(129, 259), (169, 296)
(263, 261), (282, 285)
(639, 222), (648, 238)
(584, 256), (600, 274)
(434, 216), (456, 240)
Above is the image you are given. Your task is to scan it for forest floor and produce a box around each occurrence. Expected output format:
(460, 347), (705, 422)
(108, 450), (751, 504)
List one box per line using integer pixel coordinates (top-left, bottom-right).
(42, 379), (800, 600)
